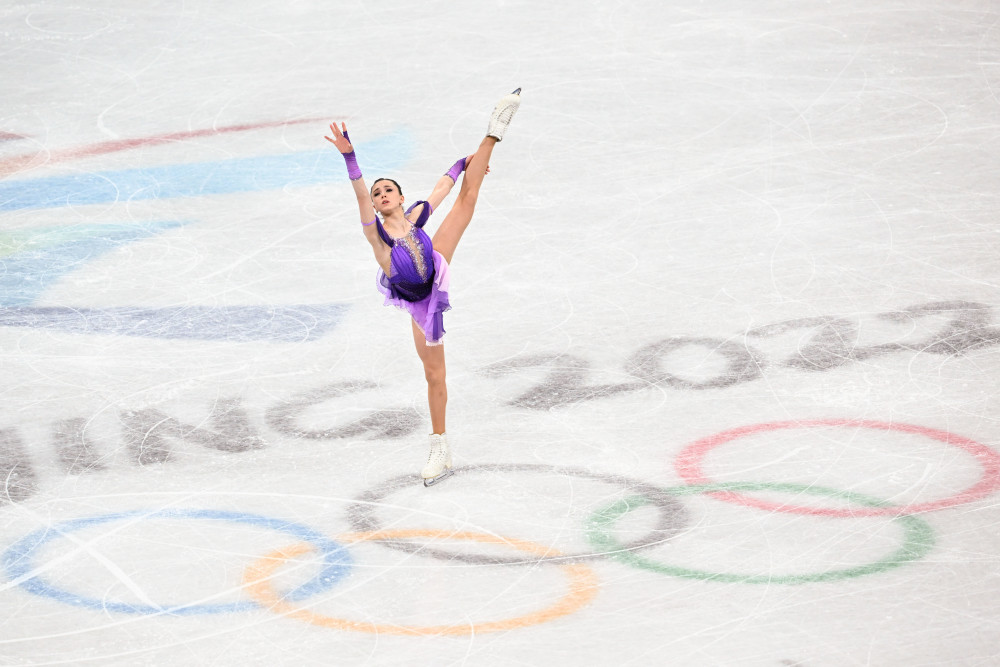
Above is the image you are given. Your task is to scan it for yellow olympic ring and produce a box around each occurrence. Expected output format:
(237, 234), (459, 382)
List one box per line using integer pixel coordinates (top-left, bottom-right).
(243, 529), (599, 636)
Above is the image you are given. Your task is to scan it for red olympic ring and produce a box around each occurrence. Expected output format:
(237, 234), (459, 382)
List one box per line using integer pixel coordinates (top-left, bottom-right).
(674, 418), (1000, 517)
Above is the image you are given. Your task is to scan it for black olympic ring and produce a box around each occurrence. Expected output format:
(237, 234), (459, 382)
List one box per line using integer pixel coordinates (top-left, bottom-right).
(346, 462), (690, 565)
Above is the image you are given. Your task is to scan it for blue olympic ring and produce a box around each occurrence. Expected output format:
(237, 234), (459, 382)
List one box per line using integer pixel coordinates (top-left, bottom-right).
(2, 509), (351, 616)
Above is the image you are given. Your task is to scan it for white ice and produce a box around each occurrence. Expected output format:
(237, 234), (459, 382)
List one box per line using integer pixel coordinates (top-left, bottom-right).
(1, 1), (999, 665)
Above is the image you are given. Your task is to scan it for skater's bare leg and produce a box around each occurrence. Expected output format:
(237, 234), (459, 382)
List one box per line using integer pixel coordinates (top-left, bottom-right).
(431, 136), (497, 264)
(411, 318), (447, 434)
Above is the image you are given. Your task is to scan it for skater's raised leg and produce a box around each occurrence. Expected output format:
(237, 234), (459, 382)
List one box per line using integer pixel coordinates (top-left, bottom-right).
(432, 89), (520, 264)
(431, 136), (496, 264)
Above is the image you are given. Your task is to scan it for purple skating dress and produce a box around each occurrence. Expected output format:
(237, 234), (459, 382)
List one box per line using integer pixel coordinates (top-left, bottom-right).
(374, 201), (451, 345)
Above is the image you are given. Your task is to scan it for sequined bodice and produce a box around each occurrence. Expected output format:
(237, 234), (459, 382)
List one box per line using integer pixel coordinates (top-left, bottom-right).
(388, 223), (429, 281)
(374, 202), (437, 304)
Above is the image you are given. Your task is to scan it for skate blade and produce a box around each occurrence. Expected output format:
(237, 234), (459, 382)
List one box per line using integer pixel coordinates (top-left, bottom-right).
(423, 468), (454, 487)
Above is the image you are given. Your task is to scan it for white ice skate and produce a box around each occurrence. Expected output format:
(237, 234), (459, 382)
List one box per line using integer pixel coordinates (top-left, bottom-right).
(421, 433), (453, 487)
(487, 88), (521, 141)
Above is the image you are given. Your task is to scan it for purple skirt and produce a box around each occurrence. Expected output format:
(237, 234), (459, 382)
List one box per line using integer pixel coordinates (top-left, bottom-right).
(376, 250), (452, 345)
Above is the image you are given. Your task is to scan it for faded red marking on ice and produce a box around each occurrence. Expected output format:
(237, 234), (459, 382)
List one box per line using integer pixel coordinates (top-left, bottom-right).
(0, 131), (26, 142)
(674, 418), (1000, 517)
(0, 117), (333, 179)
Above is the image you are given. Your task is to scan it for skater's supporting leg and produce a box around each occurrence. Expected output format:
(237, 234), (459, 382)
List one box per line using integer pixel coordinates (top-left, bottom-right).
(431, 136), (497, 264)
(411, 318), (447, 434)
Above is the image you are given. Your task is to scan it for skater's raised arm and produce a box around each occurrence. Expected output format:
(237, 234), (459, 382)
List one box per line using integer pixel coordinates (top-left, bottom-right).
(426, 157), (467, 214)
(409, 155), (485, 222)
(324, 122), (387, 258)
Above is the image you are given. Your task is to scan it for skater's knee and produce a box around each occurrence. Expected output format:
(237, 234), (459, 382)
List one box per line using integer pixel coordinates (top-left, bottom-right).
(424, 363), (446, 387)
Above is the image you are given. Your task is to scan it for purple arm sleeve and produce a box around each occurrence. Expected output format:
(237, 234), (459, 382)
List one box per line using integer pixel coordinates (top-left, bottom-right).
(341, 130), (362, 180)
(445, 156), (467, 182)
(343, 152), (361, 180)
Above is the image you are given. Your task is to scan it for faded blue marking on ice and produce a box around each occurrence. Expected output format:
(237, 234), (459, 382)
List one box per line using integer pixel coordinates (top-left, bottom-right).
(0, 222), (350, 341)
(1, 509), (352, 616)
(0, 304), (349, 342)
(0, 221), (188, 307)
(0, 130), (413, 211)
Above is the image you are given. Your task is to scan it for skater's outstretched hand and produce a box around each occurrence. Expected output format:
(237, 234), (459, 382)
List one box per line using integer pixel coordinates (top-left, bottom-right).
(324, 122), (354, 154)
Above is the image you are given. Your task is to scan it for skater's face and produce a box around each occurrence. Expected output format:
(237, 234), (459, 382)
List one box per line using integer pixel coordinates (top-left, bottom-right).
(371, 179), (404, 214)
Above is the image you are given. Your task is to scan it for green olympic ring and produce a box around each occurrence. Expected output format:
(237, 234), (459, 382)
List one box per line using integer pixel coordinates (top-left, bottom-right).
(585, 481), (935, 584)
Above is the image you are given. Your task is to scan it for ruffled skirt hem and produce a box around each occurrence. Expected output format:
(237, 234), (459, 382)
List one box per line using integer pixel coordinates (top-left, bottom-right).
(376, 251), (451, 345)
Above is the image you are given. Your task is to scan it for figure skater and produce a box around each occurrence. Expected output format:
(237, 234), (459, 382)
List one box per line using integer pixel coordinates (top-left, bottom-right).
(324, 89), (521, 486)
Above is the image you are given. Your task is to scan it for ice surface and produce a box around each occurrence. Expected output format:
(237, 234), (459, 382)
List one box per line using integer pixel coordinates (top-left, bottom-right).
(1, 1), (999, 665)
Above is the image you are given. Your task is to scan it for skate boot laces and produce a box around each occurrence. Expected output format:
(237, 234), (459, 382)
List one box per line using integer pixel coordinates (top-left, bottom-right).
(488, 88), (521, 141)
(422, 434), (452, 476)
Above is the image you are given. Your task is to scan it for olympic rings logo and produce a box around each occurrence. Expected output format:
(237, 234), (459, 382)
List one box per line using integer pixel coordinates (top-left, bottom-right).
(3, 419), (998, 636)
